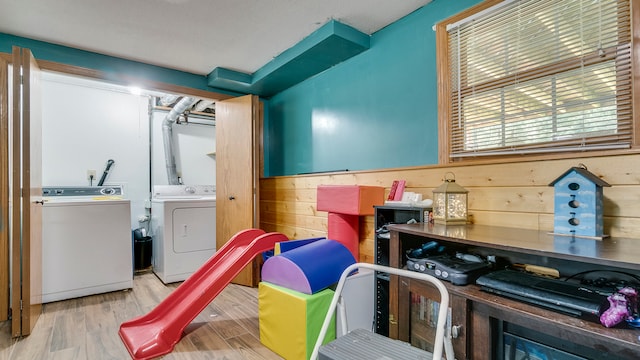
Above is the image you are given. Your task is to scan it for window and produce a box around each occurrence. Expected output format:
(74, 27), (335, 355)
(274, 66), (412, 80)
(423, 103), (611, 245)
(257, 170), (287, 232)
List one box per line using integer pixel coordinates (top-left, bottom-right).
(438, 0), (634, 161)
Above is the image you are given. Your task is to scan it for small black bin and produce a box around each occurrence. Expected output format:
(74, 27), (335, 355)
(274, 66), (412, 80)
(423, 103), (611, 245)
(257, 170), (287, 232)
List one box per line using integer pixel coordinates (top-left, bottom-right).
(133, 230), (152, 271)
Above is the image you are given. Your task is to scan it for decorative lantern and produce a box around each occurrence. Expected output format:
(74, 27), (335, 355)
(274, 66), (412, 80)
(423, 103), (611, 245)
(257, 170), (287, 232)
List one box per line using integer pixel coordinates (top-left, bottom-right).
(432, 172), (468, 225)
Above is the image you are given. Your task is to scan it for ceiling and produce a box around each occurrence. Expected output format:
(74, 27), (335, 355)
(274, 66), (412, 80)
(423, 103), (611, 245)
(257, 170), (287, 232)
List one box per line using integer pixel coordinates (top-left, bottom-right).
(0, 0), (431, 78)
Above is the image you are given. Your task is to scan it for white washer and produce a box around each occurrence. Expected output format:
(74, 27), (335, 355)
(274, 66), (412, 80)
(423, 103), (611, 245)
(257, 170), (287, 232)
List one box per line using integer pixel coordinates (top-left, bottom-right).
(151, 185), (216, 284)
(42, 185), (133, 303)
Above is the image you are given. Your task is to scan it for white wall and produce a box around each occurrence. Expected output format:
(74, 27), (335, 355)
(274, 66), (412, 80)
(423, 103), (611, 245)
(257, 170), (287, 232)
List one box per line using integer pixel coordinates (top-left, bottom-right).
(41, 72), (150, 229)
(150, 109), (216, 187)
(41, 72), (217, 229)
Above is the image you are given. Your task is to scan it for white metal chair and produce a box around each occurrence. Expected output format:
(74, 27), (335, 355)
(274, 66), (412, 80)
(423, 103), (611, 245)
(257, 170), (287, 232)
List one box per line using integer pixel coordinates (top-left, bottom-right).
(310, 262), (455, 360)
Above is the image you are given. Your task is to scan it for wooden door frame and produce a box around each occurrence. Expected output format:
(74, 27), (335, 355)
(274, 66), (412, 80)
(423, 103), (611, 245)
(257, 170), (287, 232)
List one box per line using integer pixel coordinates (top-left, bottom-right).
(22, 47), (43, 335)
(9, 46), (44, 337)
(10, 46), (22, 336)
(0, 51), (259, 318)
(0, 55), (9, 322)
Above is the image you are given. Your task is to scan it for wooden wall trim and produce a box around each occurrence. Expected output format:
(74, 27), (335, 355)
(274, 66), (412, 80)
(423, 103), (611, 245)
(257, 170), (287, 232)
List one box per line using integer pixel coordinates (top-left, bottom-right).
(39, 60), (235, 101)
(435, 21), (450, 165)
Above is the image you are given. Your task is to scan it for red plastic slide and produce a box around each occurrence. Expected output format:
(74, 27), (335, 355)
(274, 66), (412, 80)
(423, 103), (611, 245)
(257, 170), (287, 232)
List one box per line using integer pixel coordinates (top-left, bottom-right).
(118, 228), (288, 360)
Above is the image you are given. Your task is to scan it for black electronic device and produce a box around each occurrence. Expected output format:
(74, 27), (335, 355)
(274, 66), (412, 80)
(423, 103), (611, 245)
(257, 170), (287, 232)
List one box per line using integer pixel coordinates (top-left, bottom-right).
(406, 254), (493, 285)
(476, 269), (609, 320)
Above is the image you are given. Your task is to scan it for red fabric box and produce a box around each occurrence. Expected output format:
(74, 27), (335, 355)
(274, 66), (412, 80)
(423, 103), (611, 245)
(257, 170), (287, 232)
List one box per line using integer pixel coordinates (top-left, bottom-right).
(316, 185), (384, 216)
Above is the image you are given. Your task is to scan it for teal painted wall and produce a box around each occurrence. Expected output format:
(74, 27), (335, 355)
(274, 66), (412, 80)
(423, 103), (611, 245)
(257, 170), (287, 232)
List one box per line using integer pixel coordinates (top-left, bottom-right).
(265, 0), (481, 176)
(0, 33), (235, 94)
(1, 0), (481, 177)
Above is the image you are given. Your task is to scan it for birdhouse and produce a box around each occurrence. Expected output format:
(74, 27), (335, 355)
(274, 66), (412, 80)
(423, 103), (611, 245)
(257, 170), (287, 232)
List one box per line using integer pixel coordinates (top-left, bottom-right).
(549, 165), (610, 238)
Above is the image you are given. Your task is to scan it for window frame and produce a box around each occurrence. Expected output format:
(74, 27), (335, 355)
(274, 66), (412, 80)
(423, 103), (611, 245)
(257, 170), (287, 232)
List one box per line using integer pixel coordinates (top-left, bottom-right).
(436, 0), (640, 165)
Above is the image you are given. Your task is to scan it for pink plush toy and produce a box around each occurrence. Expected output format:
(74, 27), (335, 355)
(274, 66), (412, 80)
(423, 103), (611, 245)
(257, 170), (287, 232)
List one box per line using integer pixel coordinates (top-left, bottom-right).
(599, 287), (638, 328)
(619, 287), (638, 314)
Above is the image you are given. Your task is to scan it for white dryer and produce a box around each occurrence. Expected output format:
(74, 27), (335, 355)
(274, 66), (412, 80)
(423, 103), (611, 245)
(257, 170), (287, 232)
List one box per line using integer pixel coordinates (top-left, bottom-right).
(151, 185), (216, 284)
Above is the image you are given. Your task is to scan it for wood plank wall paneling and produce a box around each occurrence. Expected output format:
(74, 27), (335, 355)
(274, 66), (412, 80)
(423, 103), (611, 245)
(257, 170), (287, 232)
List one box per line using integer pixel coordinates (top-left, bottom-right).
(259, 154), (640, 262)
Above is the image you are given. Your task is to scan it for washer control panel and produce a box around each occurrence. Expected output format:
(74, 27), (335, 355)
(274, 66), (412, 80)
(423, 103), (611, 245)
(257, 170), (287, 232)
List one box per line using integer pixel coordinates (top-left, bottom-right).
(152, 185), (216, 198)
(43, 185), (124, 197)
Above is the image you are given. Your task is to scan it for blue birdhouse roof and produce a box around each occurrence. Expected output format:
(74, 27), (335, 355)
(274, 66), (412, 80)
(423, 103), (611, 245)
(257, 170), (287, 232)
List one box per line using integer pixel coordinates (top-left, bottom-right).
(548, 166), (610, 187)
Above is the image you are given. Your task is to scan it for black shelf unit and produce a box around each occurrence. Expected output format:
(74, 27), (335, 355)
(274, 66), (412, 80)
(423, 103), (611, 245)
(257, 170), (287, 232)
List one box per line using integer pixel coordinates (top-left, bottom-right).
(374, 205), (431, 336)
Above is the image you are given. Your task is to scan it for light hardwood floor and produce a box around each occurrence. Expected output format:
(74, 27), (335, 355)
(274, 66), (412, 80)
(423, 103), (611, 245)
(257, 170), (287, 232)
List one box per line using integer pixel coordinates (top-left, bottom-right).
(0, 272), (284, 360)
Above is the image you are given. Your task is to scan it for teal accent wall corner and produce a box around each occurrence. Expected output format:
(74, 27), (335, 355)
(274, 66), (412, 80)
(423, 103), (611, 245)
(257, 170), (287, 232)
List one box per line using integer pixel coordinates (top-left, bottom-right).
(0, 33), (238, 95)
(264, 0), (482, 177)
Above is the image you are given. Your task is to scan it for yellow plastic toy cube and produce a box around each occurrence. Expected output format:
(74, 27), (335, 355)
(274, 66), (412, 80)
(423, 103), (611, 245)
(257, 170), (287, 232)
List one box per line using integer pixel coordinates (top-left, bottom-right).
(259, 282), (335, 360)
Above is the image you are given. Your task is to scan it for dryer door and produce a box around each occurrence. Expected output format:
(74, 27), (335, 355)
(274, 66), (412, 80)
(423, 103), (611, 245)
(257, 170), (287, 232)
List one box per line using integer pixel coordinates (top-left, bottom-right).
(172, 205), (216, 253)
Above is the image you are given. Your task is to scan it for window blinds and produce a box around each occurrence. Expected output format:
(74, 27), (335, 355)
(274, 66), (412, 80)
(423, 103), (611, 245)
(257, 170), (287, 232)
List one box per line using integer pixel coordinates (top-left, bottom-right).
(447, 0), (632, 158)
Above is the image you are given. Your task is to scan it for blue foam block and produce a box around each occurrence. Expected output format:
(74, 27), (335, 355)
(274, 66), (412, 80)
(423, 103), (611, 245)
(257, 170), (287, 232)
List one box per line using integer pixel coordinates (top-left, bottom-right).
(261, 239), (356, 294)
